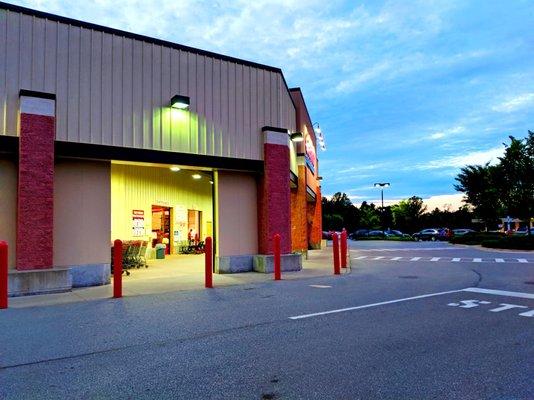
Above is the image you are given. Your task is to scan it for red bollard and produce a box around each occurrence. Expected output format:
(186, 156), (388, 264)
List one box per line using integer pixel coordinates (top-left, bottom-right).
(333, 233), (341, 275)
(341, 229), (347, 268)
(113, 239), (123, 298)
(205, 237), (213, 288)
(0, 241), (8, 309)
(273, 234), (281, 281)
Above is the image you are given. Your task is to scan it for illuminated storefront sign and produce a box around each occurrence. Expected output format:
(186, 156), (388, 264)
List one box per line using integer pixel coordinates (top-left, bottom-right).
(305, 135), (316, 174)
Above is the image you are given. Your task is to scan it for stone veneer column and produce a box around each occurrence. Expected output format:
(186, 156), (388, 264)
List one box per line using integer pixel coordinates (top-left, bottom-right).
(258, 127), (291, 254)
(16, 92), (56, 270)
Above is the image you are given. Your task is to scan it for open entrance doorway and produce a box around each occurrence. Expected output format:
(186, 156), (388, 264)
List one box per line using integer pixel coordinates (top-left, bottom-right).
(152, 205), (172, 254)
(111, 161), (214, 291)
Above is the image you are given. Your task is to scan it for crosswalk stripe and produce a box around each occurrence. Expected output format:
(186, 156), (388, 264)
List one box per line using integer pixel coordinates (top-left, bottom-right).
(473, 258), (482, 262)
(518, 259), (528, 263)
(410, 257), (421, 261)
(391, 257), (402, 261)
(495, 258), (504, 263)
(430, 257), (440, 262)
(452, 258), (461, 262)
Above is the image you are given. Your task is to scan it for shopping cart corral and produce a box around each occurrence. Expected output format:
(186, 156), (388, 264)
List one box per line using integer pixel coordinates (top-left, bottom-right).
(111, 240), (148, 276)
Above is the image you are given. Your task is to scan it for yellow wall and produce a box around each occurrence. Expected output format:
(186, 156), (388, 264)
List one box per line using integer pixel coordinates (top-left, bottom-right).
(54, 160), (111, 267)
(111, 163), (213, 246)
(216, 171), (258, 256)
(0, 159), (17, 269)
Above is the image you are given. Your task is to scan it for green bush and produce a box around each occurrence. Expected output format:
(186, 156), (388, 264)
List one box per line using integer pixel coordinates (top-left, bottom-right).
(481, 236), (534, 250)
(450, 232), (505, 245)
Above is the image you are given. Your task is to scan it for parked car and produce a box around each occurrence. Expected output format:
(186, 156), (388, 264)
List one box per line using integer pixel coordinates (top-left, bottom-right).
(453, 228), (475, 236)
(512, 227), (534, 236)
(412, 228), (441, 241)
(384, 229), (410, 238)
(368, 230), (386, 237)
(349, 229), (369, 240)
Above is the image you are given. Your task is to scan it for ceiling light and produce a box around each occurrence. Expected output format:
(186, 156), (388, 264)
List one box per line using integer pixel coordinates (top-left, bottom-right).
(290, 132), (304, 142)
(170, 94), (190, 110)
(170, 166), (181, 172)
(192, 174), (202, 179)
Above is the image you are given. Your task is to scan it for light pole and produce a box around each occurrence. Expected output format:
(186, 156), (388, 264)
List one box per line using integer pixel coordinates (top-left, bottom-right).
(373, 182), (390, 209)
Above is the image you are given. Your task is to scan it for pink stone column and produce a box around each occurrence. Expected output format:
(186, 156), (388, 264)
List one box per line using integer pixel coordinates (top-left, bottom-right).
(258, 128), (291, 255)
(16, 93), (56, 270)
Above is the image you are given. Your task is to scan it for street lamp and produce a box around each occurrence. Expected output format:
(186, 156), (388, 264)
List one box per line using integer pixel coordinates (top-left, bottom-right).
(373, 182), (390, 208)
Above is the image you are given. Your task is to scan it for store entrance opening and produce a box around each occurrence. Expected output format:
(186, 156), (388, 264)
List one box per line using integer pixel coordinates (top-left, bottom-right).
(152, 205), (172, 254)
(111, 161), (214, 292)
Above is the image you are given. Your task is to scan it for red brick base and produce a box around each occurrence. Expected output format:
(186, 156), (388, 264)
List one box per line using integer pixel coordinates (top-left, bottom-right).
(258, 142), (291, 254)
(16, 113), (55, 270)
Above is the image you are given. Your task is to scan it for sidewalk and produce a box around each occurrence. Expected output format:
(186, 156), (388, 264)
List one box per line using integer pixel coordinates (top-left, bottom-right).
(7, 247), (337, 309)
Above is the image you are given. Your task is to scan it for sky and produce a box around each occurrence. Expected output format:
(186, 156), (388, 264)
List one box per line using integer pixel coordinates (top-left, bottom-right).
(10, 0), (534, 210)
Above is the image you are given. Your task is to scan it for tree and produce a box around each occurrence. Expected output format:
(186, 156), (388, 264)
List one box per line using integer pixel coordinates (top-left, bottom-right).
(454, 131), (534, 233)
(497, 133), (534, 235)
(359, 201), (381, 229)
(391, 196), (427, 233)
(454, 164), (503, 229)
(322, 192), (360, 231)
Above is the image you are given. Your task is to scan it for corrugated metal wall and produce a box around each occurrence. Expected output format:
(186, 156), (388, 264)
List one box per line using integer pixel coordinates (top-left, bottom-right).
(0, 8), (296, 161)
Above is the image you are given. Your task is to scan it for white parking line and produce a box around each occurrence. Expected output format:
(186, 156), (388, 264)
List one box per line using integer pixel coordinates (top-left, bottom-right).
(473, 258), (482, 263)
(463, 287), (534, 300)
(289, 287), (534, 320)
(289, 290), (463, 320)
(410, 257), (421, 261)
(495, 258), (504, 263)
(518, 259), (528, 263)
(430, 257), (440, 262)
(452, 258), (461, 262)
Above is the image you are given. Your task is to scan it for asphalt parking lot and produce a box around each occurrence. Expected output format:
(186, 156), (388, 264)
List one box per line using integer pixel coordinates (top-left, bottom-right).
(0, 241), (532, 399)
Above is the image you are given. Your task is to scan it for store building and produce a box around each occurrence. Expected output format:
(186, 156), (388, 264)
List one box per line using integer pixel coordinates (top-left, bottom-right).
(0, 3), (324, 296)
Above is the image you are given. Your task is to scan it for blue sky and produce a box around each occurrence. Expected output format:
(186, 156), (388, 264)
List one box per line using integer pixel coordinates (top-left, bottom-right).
(11, 0), (534, 209)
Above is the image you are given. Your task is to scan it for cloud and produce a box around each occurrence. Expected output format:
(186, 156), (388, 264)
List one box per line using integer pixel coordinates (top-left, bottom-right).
(423, 194), (465, 211)
(492, 93), (534, 113)
(427, 126), (465, 140)
(413, 146), (504, 170)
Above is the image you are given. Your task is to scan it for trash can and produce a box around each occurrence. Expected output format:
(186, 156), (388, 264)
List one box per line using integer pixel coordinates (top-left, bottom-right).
(155, 244), (166, 259)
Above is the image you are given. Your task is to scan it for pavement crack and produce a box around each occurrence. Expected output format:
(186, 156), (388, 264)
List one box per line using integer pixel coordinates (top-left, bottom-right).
(471, 269), (483, 287)
(0, 318), (291, 371)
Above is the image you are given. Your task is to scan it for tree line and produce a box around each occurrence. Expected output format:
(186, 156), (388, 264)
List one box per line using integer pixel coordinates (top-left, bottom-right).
(323, 131), (533, 234)
(322, 193), (474, 234)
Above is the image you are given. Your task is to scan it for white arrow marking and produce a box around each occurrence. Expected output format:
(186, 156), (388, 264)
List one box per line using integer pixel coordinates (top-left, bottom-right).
(373, 256), (384, 260)
(391, 257), (402, 261)
(495, 258), (504, 263)
(489, 303), (528, 313)
(452, 258), (461, 262)
(518, 259), (528, 263)
(473, 258), (482, 263)
(519, 309), (534, 317)
(410, 257), (421, 261)
(430, 257), (440, 262)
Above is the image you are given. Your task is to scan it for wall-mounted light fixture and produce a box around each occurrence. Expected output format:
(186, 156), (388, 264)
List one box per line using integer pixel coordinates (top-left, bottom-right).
(170, 94), (190, 110)
(290, 132), (304, 142)
(170, 166), (181, 172)
(192, 173), (202, 180)
(312, 122), (326, 151)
